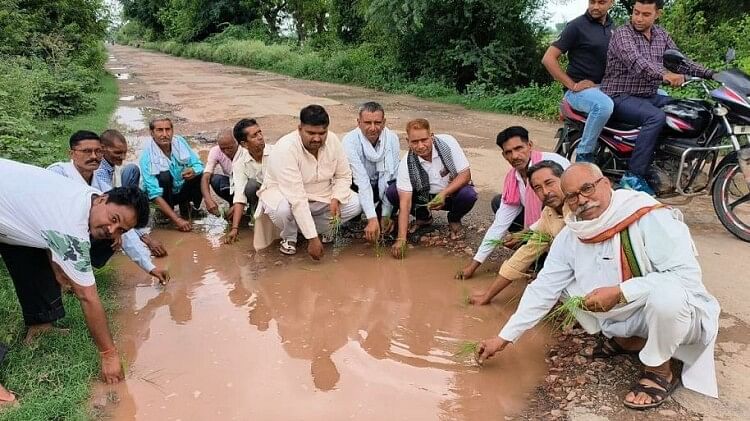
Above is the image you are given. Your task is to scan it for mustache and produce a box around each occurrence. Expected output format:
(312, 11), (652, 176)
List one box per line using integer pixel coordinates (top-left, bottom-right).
(543, 194), (558, 204)
(575, 201), (600, 217)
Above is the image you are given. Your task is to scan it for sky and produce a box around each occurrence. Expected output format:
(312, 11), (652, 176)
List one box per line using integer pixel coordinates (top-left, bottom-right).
(547, 0), (590, 24)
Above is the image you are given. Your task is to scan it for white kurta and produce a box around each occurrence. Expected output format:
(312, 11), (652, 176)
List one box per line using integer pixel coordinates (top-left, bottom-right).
(499, 207), (720, 398)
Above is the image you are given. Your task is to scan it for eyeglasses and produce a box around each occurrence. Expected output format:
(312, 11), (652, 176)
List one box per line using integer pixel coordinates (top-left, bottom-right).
(72, 147), (104, 156)
(564, 177), (605, 205)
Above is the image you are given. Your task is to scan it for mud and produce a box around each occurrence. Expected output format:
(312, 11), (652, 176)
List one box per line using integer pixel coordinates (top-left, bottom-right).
(94, 232), (547, 420)
(92, 45), (750, 420)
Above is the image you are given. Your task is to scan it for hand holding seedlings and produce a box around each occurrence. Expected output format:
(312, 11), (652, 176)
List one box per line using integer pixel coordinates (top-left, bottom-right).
(427, 192), (446, 210)
(390, 238), (408, 259)
(477, 337), (509, 365)
(453, 341), (480, 363)
(150, 268), (170, 285)
(584, 286), (622, 312)
(364, 218), (380, 242)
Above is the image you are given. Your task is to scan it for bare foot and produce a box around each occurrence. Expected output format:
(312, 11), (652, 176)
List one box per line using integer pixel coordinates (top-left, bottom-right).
(24, 324), (71, 345)
(449, 222), (465, 240)
(0, 383), (16, 407)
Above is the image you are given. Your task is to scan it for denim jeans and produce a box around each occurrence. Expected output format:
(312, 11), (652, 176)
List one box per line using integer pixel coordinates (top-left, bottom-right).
(564, 87), (614, 155)
(120, 163), (141, 189)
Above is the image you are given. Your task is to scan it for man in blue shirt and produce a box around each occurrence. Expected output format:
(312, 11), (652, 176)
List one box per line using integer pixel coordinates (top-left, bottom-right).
(542, 0), (615, 163)
(139, 118), (204, 232)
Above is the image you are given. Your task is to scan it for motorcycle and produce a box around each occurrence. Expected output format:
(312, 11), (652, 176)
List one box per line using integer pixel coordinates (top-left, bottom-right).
(554, 49), (750, 242)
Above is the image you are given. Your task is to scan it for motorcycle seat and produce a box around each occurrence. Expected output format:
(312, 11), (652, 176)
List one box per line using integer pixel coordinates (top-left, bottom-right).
(561, 99), (639, 132)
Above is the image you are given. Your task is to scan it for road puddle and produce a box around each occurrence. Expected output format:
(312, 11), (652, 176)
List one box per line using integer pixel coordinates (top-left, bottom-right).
(93, 230), (549, 420)
(114, 106), (147, 131)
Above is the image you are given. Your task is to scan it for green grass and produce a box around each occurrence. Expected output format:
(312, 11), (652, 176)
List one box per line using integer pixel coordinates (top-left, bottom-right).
(0, 72), (119, 420)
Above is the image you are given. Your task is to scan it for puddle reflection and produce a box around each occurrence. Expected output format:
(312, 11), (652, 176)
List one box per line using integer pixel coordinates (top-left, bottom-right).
(103, 230), (548, 420)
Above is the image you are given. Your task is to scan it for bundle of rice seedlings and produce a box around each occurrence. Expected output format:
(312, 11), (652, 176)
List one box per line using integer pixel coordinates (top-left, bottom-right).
(543, 296), (588, 330)
(453, 340), (480, 363)
(483, 230), (553, 249)
(399, 240), (407, 259)
(416, 195), (444, 209)
(373, 236), (385, 258)
(329, 215), (343, 247)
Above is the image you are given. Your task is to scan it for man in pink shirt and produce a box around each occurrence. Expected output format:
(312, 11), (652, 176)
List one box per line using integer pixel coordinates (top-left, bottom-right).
(201, 130), (239, 216)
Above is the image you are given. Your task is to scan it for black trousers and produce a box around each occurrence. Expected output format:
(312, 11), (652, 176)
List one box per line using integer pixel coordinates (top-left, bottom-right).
(491, 193), (525, 233)
(0, 240), (115, 326)
(157, 171), (203, 216)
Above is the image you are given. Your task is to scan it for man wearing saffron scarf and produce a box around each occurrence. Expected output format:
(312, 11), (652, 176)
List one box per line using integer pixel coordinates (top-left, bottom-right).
(342, 102), (400, 243)
(469, 160), (569, 305)
(459, 126), (569, 279)
(386, 118), (477, 258)
(478, 163), (720, 409)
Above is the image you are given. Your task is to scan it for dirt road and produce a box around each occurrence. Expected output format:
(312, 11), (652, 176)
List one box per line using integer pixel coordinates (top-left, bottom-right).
(95, 45), (750, 420)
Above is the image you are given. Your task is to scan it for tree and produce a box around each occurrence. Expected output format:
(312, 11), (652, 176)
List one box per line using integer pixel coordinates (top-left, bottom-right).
(364, 0), (548, 91)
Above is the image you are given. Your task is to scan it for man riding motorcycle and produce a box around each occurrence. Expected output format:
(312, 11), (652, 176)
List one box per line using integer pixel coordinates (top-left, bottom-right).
(542, 0), (615, 164)
(600, 0), (715, 195)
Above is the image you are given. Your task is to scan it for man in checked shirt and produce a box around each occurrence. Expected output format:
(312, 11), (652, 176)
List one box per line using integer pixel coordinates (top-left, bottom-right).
(600, 0), (715, 195)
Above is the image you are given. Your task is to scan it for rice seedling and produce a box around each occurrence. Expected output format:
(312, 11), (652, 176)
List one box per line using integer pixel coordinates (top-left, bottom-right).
(373, 236), (385, 258)
(453, 340), (480, 362)
(329, 214), (342, 241)
(483, 230), (553, 252)
(416, 195), (444, 209)
(399, 240), (407, 259)
(460, 283), (470, 307)
(543, 296), (588, 330)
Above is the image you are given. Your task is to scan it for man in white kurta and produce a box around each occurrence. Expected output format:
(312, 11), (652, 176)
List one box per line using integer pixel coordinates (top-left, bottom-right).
(479, 163), (720, 409)
(253, 105), (362, 260)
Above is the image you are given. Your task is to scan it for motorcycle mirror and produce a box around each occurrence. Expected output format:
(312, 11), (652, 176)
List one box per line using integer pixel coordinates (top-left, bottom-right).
(663, 49), (686, 70)
(726, 48), (736, 65)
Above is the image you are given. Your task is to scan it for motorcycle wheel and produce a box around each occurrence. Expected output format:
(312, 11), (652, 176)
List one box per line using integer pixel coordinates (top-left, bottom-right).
(711, 163), (750, 242)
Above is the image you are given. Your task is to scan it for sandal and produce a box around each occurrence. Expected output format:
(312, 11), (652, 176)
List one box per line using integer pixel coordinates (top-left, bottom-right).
(591, 337), (640, 359)
(407, 219), (436, 244)
(279, 239), (297, 255)
(623, 370), (679, 410)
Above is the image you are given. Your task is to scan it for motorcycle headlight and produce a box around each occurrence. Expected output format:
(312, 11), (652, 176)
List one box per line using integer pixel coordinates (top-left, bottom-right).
(714, 105), (729, 116)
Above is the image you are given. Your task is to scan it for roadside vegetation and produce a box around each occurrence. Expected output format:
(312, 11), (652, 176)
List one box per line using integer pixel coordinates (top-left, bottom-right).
(117, 0), (750, 120)
(0, 1), (120, 420)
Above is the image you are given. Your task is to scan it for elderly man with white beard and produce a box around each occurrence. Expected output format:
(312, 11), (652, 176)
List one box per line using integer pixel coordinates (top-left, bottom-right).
(477, 163), (720, 410)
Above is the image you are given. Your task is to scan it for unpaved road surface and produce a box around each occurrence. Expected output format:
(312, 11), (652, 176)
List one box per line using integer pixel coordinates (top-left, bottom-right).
(93, 45), (750, 420)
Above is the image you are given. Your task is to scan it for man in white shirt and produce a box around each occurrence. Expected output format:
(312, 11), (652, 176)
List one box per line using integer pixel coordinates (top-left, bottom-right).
(342, 102), (400, 242)
(0, 158), (152, 385)
(47, 131), (169, 285)
(254, 105), (361, 259)
(459, 126), (570, 279)
(201, 130), (239, 216)
(386, 118), (477, 258)
(478, 163), (720, 409)
(224, 120), (270, 243)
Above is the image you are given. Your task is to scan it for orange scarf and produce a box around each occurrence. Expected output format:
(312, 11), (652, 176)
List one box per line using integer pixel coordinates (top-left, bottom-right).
(580, 204), (665, 281)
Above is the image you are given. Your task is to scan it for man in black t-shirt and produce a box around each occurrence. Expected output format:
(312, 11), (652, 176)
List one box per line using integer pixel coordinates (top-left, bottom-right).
(542, 0), (615, 163)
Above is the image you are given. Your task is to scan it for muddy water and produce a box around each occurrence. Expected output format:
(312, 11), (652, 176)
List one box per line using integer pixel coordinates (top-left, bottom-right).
(96, 230), (548, 420)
